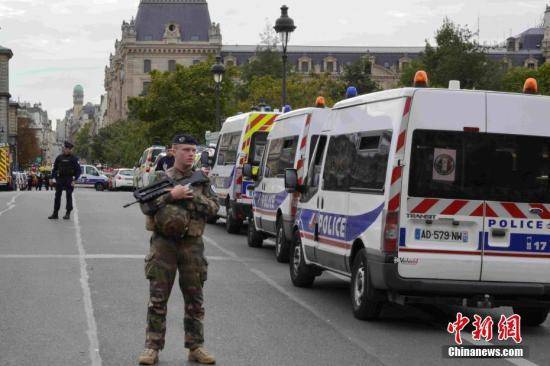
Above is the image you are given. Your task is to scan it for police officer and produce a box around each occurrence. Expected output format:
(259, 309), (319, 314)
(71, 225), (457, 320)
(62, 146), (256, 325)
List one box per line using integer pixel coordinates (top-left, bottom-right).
(138, 134), (219, 365)
(48, 141), (81, 220)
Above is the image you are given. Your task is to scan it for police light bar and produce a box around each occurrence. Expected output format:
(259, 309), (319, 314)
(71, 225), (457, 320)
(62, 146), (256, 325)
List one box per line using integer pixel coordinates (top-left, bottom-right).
(523, 78), (538, 94)
(346, 86), (358, 98)
(413, 70), (429, 88)
(315, 96), (326, 108)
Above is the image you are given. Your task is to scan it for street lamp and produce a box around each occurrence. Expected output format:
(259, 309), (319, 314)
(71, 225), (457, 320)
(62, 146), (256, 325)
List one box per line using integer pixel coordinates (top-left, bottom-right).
(211, 55), (225, 130)
(274, 5), (296, 108)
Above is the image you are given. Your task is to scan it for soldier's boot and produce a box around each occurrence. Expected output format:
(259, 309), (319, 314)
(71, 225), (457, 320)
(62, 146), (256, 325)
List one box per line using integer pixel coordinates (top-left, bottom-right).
(63, 210), (71, 220)
(48, 211), (59, 220)
(138, 348), (159, 365)
(188, 347), (216, 364)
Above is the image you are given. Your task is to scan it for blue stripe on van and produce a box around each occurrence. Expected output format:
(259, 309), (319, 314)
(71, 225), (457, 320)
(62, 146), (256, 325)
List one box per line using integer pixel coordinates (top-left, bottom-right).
(399, 228), (406, 247)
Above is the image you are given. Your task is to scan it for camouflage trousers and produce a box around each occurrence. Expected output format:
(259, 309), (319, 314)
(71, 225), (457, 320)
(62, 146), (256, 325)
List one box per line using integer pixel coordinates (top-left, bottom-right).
(144, 233), (208, 350)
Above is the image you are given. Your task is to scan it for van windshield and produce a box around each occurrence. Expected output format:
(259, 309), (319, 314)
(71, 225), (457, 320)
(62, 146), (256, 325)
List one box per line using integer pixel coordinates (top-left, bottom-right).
(409, 129), (550, 203)
(151, 149), (164, 162)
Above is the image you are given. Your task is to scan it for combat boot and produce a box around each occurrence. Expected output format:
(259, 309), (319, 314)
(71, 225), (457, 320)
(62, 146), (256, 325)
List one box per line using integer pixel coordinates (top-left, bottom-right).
(188, 347), (216, 364)
(63, 211), (71, 220)
(48, 212), (59, 219)
(138, 348), (159, 365)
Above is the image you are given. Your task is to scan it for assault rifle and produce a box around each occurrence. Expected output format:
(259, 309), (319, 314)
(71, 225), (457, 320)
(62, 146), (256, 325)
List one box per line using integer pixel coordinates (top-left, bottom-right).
(123, 170), (209, 208)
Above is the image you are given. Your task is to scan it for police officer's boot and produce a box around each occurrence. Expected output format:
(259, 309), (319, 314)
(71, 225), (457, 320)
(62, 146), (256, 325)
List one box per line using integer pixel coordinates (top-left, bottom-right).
(48, 211), (59, 220)
(138, 348), (159, 365)
(188, 347), (216, 364)
(63, 210), (71, 220)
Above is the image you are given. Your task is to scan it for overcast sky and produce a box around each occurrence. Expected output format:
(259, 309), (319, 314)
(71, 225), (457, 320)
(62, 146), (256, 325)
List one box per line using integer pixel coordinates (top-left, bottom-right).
(0, 0), (547, 125)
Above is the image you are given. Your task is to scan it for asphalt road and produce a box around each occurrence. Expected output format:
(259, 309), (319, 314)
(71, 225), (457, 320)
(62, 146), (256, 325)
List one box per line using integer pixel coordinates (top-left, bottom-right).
(0, 189), (548, 366)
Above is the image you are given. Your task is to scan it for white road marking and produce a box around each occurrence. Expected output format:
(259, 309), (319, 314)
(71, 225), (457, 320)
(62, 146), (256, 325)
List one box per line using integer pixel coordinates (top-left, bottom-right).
(73, 196), (103, 366)
(203, 235), (239, 259)
(0, 254), (243, 261)
(250, 268), (386, 365)
(0, 192), (21, 216)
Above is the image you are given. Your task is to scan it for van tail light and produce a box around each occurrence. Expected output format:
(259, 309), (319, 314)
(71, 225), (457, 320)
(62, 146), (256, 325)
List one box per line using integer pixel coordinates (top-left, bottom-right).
(117, 176), (122, 180)
(145, 167), (150, 173)
(383, 211), (399, 255)
(235, 168), (243, 199)
(463, 127), (480, 133)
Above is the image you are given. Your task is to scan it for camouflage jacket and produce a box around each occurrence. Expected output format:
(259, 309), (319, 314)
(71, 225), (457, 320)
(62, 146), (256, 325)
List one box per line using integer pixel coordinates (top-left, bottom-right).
(141, 167), (219, 237)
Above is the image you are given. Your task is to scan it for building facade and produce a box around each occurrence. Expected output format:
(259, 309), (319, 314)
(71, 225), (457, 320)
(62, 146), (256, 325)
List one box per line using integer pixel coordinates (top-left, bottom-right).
(61, 85), (103, 143)
(104, 1), (550, 124)
(18, 102), (57, 166)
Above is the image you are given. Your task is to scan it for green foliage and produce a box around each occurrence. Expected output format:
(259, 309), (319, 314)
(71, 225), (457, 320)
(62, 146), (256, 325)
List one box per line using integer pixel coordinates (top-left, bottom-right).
(501, 64), (549, 94)
(401, 18), (505, 90)
(341, 57), (379, 94)
(73, 122), (93, 162)
(129, 58), (237, 144)
(240, 47), (284, 83)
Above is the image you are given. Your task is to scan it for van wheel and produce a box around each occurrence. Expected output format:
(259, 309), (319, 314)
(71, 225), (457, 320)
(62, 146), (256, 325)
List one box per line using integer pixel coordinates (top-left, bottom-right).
(275, 218), (290, 263)
(351, 249), (383, 320)
(95, 183), (104, 191)
(247, 218), (263, 248)
(289, 230), (316, 287)
(513, 306), (549, 326)
(225, 203), (242, 234)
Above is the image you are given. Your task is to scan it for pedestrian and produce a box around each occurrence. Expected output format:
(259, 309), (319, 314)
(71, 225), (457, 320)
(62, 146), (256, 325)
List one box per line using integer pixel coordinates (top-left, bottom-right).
(36, 174), (43, 191)
(43, 173), (50, 191)
(138, 134), (219, 365)
(48, 141), (81, 220)
(27, 173), (33, 191)
(155, 145), (175, 172)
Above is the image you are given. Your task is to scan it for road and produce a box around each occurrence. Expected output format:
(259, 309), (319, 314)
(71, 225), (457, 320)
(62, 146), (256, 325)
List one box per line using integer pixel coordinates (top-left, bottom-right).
(0, 189), (548, 366)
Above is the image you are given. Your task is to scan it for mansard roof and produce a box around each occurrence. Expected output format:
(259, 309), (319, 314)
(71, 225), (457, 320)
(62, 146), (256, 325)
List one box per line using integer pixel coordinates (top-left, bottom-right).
(512, 27), (544, 50)
(0, 45), (13, 58)
(135, 0), (211, 42)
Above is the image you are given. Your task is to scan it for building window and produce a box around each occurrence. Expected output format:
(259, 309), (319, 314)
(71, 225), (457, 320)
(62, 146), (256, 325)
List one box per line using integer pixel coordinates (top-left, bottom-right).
(191, 35), (200, 41)
(527, 63), (536, 69)
(144, 59), (151, 73)
(384, 62), (390, 69)
(301, 61), (309, 73)
(226, 60), (235, 67)
(326, 61), (334, 73)
(401, 62), (409, 71)
(168, 60), (176, 72)
(142, 82), (151, 96)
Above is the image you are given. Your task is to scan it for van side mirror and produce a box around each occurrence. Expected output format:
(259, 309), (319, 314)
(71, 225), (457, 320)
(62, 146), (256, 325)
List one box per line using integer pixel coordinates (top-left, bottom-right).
(243, 163), (255, 180)
(200, 151), (210, 167)
(285, 169), (298, 193)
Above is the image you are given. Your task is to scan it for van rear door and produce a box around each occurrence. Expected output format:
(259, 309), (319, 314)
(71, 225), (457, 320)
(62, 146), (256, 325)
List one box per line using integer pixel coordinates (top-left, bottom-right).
(482, 93), (550, 283)
(399, 90), (486, 281)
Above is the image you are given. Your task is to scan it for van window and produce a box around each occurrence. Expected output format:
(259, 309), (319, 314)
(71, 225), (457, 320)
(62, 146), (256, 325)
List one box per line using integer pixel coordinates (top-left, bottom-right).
(264, 136), (299, 178)
(408, 130), (550, 203)
(248, 132), (268, 165)
(217, 132), (241, 165)
(308, 135), (320, 162)
(151, 149), (163, 163)
(323, 134), (355, 191)
(302, 135), (328, 202)
(350, 132), (392, 191)
(86, 166), (99, 176)
(140, 151), (148, 165)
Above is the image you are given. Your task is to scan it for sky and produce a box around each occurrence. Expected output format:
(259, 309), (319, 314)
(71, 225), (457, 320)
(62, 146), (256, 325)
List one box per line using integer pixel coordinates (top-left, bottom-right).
(0, 0), (547, 126)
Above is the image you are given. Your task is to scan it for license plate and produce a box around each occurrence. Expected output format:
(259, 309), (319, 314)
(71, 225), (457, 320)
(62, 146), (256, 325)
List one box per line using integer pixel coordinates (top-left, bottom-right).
(415, 228), (468, 243)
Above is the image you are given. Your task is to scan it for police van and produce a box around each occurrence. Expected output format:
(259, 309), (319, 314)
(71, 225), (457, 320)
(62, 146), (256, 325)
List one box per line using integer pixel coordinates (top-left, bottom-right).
(209, 110), (279, 233)
(245, 106), (329, 262)
(76, 164), (109, 191)
(285, 75), (550, 325)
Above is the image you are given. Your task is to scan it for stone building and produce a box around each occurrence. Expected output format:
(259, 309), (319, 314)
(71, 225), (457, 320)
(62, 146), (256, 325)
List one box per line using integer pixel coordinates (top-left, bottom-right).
(61, 85), (102, 142)
(18, 102), (57, 165)
(104, 1), (550, 124)
(0, 45), (13, 144)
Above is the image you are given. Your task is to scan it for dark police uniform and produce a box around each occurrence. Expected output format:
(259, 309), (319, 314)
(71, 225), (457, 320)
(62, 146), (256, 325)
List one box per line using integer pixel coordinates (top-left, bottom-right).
(49, 141), (82, 219)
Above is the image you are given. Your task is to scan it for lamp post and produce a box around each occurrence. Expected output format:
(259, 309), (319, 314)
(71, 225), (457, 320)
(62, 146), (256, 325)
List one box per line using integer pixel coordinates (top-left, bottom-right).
(274, 5), (296, 108)
(211, 55), (225, 130)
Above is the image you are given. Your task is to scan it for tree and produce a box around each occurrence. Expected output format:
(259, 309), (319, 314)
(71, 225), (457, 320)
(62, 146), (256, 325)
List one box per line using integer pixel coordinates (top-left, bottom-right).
(129, 58), (236, 142)
(501, 64), (547, 94)
(74, 122), (93, 162)
(400, 18), (505, 90)
(341, 57), (379, 94)
(16, 117), (40, 168)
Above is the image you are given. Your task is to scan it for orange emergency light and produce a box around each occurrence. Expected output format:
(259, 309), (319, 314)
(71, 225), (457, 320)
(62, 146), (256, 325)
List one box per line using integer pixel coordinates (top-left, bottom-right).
(523, 78), (538, 94)
(315, 96), (326, 108)
(413, 70), (429, 87)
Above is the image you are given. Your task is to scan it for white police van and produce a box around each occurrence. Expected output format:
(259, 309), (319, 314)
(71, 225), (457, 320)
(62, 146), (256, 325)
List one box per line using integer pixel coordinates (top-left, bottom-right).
(246, 106), (329, 262)
(76, 164), (109, 191)
(285, 77), (550, 325)
(209, 110), (279, 233)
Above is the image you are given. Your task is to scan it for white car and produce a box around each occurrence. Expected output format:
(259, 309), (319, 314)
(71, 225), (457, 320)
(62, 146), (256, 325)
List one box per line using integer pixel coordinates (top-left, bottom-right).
(112, 168), (135, 190)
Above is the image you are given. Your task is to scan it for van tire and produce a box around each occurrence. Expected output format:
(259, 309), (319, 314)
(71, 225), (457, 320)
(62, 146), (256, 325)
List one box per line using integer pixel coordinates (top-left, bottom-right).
(275, 218), (290, 263)
(513, 306), (549, 326)
(289, 230), (315, 287)
(95, 183), (105, 191)
(225, 203), (242, 234)
(351, 249), (382, 320)
(247, 218), (263, 248)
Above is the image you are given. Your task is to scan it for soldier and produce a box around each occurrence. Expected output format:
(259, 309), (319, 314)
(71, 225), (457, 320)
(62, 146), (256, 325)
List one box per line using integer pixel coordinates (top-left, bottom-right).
(48, 141), (81, 220)
(138, 134), (219, 365)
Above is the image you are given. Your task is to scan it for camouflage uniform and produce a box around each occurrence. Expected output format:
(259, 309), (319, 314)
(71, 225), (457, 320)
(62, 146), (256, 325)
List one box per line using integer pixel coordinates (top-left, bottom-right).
(141, 167), (219, 351)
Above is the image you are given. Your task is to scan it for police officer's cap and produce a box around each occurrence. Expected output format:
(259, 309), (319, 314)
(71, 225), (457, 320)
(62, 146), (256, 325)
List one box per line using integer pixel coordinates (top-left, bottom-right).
(172, 134), (198, 146)
(64, 141), (74, 149)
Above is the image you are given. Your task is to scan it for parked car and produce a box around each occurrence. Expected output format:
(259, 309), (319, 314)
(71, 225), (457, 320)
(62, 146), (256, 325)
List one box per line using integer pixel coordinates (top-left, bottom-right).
(134, 145), (165, 188)
(112, 168), (135, 190)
